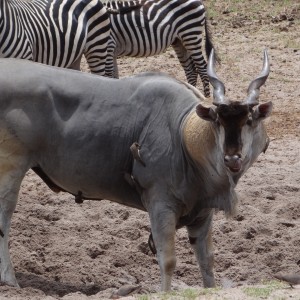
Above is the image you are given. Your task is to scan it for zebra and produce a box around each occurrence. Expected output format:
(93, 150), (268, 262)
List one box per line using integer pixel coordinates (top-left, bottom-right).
(0, 0), (111, 75)
(104, 0), (217, 97)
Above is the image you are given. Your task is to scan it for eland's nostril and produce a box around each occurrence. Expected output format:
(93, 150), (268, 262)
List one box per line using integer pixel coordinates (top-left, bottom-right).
(224, 154), (242, 172)
(224, 154), (241, 162)
(232, 154), (241, 160)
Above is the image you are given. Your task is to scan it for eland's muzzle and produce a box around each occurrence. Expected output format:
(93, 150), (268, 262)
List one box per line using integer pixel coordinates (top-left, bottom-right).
(224, 154), (242, 172)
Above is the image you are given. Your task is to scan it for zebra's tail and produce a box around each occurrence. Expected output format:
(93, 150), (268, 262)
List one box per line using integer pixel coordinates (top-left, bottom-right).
(204, 20), (220, 65)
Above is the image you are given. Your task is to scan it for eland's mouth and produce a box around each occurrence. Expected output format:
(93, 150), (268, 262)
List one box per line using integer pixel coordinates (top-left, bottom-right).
(228, 166), (241, 173)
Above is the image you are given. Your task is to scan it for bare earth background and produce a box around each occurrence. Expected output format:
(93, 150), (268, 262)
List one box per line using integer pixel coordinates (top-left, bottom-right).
(0, 1), (299, 299)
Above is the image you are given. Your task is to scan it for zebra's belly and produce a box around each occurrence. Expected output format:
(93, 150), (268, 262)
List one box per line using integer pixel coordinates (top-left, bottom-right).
(116, 43), (170, 58)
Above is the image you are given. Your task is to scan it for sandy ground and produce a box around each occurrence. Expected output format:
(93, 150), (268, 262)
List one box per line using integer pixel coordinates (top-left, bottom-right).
(0, 1), (299, 299)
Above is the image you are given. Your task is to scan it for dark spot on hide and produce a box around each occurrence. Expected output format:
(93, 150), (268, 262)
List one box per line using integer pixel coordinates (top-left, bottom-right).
(189, 236), (197, 245)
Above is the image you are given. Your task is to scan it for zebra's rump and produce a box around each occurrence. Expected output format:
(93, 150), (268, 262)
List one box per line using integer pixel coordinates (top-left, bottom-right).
(0, 0), (111, 74)
(105, 0), (206, 57)
(104, 0), (214, 97)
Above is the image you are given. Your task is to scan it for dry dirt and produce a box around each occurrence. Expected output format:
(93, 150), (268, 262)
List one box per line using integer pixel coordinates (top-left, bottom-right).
(0, 1), (300, 299)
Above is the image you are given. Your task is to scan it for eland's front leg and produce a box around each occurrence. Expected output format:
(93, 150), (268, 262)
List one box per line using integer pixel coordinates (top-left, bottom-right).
(150, 211), (177, 291)
(146, 191), (179, 292)
(186, 209), (216, 288)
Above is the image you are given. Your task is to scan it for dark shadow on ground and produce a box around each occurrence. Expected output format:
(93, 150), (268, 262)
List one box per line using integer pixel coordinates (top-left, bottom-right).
(16, 272), (102, 297)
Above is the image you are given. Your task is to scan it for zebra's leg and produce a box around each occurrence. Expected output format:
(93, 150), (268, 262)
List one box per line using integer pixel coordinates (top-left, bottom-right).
(84, 9), (111, 77)
(196, 60), (210, 98)
(172, 40), (198, 87)
(186, 209), (216, 288)
(84, 46), (107, 77)
(113, 56), (119, 78)
(105, 37), (119, 78)
(69, 56), (82, 71)
(180, 37), (211, 98)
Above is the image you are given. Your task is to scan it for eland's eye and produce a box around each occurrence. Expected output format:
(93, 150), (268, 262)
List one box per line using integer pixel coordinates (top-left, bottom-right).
(246, 119), (253, 126)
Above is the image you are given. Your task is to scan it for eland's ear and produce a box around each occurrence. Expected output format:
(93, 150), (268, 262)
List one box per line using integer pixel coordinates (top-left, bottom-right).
(196, 104), (217, 121)
(253, 101), (273, 120)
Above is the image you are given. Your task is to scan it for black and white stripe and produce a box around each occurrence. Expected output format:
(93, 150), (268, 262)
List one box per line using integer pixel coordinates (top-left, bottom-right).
(104, 0), (216, 97)
(0, 0), (111, 75)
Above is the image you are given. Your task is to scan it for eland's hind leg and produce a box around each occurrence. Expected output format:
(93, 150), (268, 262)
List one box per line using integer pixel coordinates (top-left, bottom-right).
(0, 173), (24, 287)
(0, 132), (30, 286)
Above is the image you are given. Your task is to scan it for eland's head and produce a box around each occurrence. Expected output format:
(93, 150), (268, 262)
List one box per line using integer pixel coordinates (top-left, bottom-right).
(195, 49), (273, 173)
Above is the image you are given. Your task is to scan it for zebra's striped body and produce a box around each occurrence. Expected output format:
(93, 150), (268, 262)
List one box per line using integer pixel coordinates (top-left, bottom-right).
(0, 0), (111, 75)
(104, 0), (215, 97)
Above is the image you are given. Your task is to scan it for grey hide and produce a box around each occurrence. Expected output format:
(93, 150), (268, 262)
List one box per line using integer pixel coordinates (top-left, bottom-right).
(0, 57), (272, 291)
